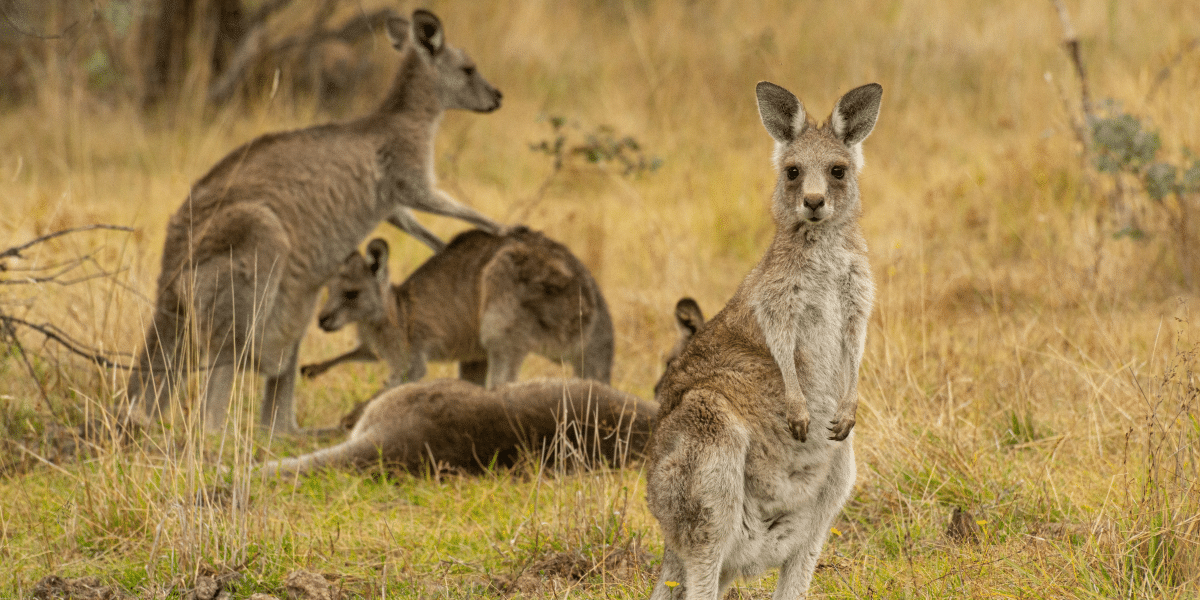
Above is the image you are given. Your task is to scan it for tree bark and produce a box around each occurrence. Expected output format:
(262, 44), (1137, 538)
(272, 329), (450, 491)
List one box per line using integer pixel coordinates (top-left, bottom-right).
(142, 0), (246, 109)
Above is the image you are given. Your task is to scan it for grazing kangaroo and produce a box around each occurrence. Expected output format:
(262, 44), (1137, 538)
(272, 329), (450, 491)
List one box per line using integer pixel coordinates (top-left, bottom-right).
(257, 378), (656, 476)
(300, 227), (614, 389)
(127, 9), (502, 434)
(647, 82), (881, 600)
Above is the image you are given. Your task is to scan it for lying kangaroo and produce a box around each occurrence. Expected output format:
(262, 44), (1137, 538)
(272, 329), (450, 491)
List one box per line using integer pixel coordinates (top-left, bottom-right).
(127, 9), (502, 434)
(300, 227), (614, 389)
(257, 378), (656, 476)
(647, 81), (881, 600)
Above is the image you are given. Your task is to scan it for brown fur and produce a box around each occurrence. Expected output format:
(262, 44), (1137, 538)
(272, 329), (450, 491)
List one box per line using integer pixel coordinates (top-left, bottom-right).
(647, 82), (882, 600)
(127, 10), (503, 434)
(300, 227), (614, 389)
(257, 378), (656, 476)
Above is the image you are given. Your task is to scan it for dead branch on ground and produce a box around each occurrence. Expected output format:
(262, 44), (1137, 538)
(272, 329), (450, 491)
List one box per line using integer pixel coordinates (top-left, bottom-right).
(1, 225), (137, 411)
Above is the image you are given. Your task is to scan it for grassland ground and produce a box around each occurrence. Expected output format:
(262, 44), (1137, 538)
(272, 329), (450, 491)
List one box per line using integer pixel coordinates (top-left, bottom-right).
(1, 0), (1198, 598)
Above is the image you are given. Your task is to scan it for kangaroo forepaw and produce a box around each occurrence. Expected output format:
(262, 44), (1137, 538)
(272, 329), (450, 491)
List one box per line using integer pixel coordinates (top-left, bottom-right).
(787, 413), (810, 442)
(828, 417), (856, 441)
(299, 364), (322, 379)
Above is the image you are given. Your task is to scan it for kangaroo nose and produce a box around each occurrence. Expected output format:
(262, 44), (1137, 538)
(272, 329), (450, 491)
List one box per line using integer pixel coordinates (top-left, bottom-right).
(318, 314), (335, 331)
(804, 196), (825, 211)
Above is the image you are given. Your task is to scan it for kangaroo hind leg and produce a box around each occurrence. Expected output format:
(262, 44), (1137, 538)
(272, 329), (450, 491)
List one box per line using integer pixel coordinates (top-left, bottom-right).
(128, 298), (190, 424)
(190, 205), (291, 432)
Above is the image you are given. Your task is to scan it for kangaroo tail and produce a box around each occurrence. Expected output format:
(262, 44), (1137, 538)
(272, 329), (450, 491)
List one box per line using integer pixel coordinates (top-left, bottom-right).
(257, 434), (383, 477)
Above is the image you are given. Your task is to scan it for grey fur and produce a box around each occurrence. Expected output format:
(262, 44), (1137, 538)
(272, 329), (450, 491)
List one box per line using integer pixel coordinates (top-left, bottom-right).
(257, 378), (656, 476)
(647, 82), (881, 600)
(300, 228), (614, 389)
(127, 9), (504, 434)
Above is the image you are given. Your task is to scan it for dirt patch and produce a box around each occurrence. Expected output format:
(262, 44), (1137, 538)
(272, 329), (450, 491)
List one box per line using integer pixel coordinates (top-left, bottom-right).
(488, 544), (653, 597)
(31, 575), (130, 600)
(284, 570), (342, 600)
(186, 571), (245, 600)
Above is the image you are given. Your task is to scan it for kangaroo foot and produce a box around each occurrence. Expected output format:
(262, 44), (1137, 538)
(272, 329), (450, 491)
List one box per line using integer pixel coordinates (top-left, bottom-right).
(299, 363), (325, 379)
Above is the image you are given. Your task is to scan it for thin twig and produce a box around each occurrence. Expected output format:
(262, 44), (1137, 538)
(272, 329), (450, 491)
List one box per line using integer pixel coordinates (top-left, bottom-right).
(1, 253), (97, 273)
(1, 266), (128, 287)
(0, 3), (84, 40)
(0, 224), (134, 261)
(0, 315), (52, 411)
(12, 442), (79, 480)
(1049, 0), (1095, 151)
(1146, 37), (1200, 101)
(1, 315), (134, 370)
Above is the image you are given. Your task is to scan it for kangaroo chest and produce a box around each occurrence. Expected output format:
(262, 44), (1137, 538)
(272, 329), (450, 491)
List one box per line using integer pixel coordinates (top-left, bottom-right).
(751, 245), (852, 402)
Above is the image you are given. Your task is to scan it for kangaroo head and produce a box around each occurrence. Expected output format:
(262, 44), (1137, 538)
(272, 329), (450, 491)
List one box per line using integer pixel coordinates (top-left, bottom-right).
(654, 297), (706, 397)
(317, 239), (391, 332)
(756, 82), (882, 231)
(384, 10), (502, 113)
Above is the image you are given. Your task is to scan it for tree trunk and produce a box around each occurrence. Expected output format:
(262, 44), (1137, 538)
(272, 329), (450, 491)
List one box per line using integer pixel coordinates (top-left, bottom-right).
(141, 0), (245, 109)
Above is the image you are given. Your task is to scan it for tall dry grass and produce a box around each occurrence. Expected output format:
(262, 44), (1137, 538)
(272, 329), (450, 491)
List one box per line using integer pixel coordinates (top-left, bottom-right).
(1, 0), (1198, 597)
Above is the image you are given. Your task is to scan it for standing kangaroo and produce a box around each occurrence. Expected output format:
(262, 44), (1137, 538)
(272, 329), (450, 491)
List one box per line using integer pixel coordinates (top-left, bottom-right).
(300, 227), (614, 389)
(127, 9), (503, 434)
(257, 378), (656, 477)
(647, 82), (881, 600)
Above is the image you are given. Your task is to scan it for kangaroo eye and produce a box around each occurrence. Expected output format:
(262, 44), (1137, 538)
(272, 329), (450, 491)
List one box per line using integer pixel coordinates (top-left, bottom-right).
(463, 66), (476, 77)
(344, 290), (360, 301)
(831, 166), (846, 180)
(786, 166), (800, 180)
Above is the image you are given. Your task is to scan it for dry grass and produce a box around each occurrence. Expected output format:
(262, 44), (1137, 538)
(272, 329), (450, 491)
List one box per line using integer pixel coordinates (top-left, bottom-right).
(1, 0), (1198, 597)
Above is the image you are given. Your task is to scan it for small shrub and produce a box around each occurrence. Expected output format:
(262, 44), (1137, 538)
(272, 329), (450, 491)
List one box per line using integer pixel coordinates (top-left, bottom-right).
(529, 115), (663, 178)
(1088, 102), (1200, 287)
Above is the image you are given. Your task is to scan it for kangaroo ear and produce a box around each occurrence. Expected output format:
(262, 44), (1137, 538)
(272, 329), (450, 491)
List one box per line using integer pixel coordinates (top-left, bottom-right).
(366, 238), (390, 277)
(412, 9), (444, 55)
(831, 83), (882, 164)
(674, 297), (705, 339)
(756, 81), (806, 144)
(384, 15), (410, 50)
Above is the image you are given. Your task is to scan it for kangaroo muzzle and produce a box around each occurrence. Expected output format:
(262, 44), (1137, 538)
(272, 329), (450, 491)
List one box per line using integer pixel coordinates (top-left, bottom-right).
(801, 195), (828, 222)
(800, 175), (829, 222)
(480, 86), (502, 113)
(317, 312), (342, 332)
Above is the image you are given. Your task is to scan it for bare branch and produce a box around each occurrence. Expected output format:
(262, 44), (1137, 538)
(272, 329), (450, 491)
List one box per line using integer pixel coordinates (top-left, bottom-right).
(0, 253), (98, 273)
(1, 255), (92, 283)
(1, 268), (128, 287)
(1, 314), (134, 371)
(0, 224), (134, 261)
(1146, 37), (1200, 101)
(0, 2), (85, 40)
(0, 316), (52, 411)
(0, 249), (128, 286)
(1049, 0), (1095, 142)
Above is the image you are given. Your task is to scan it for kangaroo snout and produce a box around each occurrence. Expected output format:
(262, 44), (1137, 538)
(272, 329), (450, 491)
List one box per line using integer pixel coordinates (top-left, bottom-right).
(317, 312), (341, 332)
(480, 87), (503, 112)
(802, 195), (827, 221)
